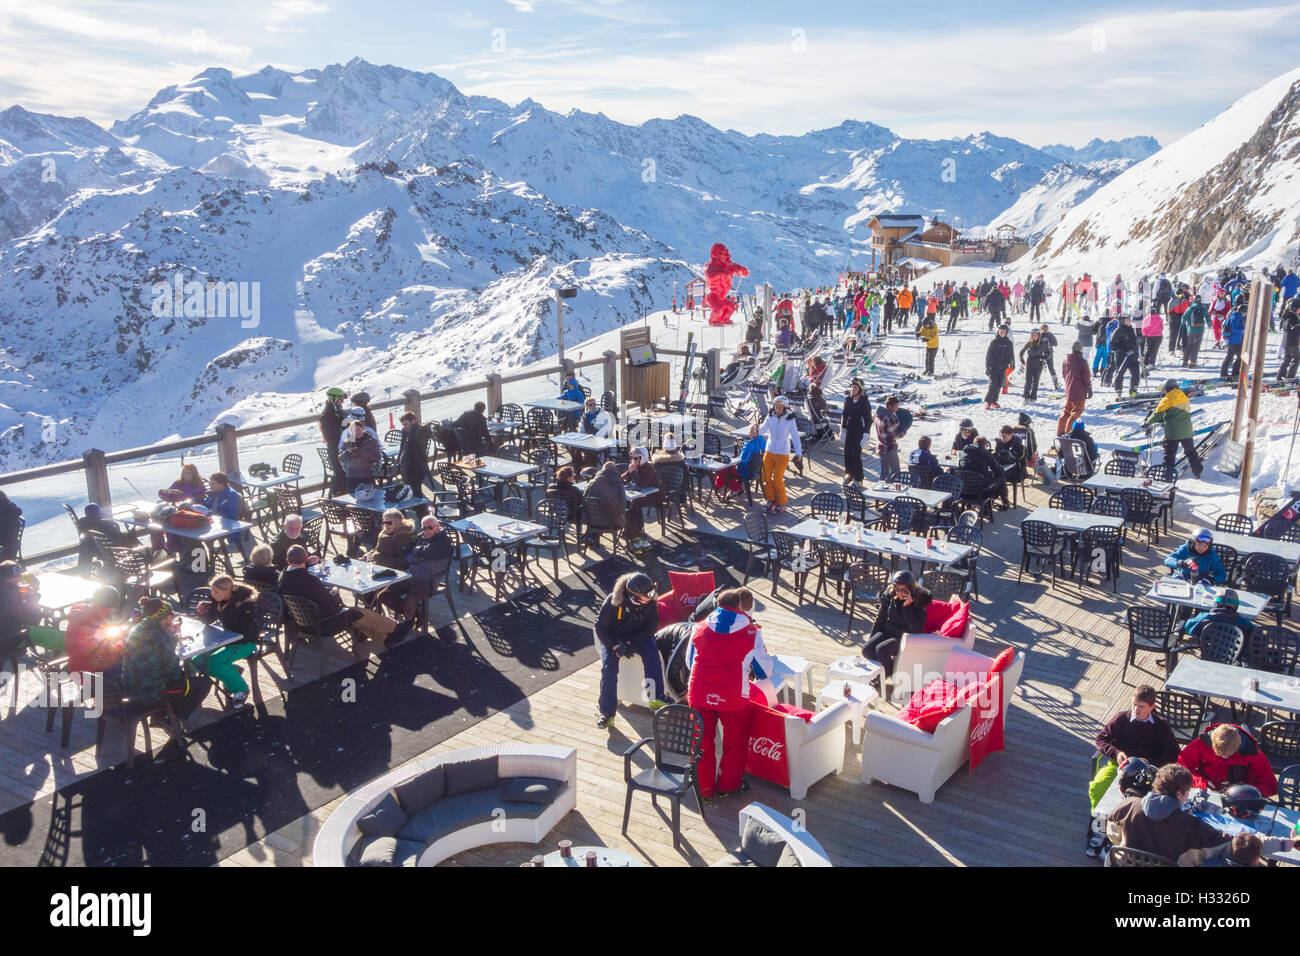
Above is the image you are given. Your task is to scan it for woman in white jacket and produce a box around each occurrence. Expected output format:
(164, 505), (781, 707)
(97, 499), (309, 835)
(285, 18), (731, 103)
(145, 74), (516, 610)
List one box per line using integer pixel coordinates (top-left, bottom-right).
(574, 397), (613, 469)
(758, 395), (803, 514)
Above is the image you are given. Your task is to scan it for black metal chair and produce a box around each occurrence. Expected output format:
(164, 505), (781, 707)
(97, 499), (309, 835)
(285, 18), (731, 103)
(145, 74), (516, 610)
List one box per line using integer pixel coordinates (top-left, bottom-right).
(1051, 484), (1094, 513)
(316, 447), (335, 489)
(888, 471), (921, 488)
(1076, 525), (1123, 593)
(281, 454), (303, 475)
(1118, 488), (1160, 550)
(248, 590), (288, 704)
(769, 531), (818, 604)
(1276, 764), (1300, 810)
(813, 541), (852, 602)
(1104, 457), (1137, 477)
(461, 527), (518, 602)
(1260, 721), (1300, 769)
(344, 506), (380, 556)
(932, 473), (964, 526)
(907, 465), (937, 490)
(956, 469), (992, 524)
(1123, 605), (1175, 681)
(843, 486), (870, 524)
(1280, 526), (1300, 545)
(525, 497), (571, 580)
(1197, 621), (1244, 665)
(1242, 553), (1292, 625)
(741, 510), (774, 584)
(1154, 689), (1210, 741)
(111, 547), (175, 598)
(658, 464), (690, 529)
(580, 497), (624, 555)
(1107, 846), (1174, 867)
(1243, 626), (1300, 675)
(279, 593), (348, 678)
(843, 563), (889, 636)
(1018, 519), (1064, 587)
(940, 524), (982, 601)
(1089, 495), (1128, 521)
(809, 492), (845, 523)
(1212, 543), (1240, 588)
(621, 704), (706, 850)
(500, 496), (529, 520)
(1215, 512), (1254, 536)
(920, 569), (966, 602)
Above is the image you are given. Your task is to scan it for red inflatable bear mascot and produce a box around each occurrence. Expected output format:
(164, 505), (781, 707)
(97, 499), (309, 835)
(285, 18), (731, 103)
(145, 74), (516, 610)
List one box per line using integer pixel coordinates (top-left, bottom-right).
(704, 242), (749, 326)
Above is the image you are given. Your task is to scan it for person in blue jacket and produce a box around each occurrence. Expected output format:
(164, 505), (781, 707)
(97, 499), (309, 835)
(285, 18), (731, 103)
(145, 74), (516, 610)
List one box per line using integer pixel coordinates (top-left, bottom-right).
(1184, 590), (1256, 641)
(204, 472), (251, 560)
(1281, 269), (1299, 308)
(1163, 528), (1227, 585)
(559, 375), (585, 426)
(1221, 307), (1247, 380)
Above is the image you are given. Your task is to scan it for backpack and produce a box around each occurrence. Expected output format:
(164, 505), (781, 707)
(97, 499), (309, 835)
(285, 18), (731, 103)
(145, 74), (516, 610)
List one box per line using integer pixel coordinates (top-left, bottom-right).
(170, 509), (211, 530)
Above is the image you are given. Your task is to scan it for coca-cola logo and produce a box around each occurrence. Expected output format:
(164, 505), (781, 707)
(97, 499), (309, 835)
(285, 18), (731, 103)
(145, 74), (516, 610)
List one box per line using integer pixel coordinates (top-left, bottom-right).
(706, 693), (723, 706)
(970, 716), (994, 743)
(750, 736), (784, 760)
(681, 594), (702, 605)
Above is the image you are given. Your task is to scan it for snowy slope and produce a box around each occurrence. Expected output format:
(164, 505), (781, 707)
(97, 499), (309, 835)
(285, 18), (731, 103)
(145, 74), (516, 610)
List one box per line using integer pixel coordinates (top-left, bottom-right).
(1030, 66), (1300, 281)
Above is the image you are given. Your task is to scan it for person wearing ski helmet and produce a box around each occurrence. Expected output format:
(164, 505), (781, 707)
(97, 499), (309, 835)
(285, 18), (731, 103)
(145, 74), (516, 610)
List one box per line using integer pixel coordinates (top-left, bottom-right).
(861, 570), (933, 677)
(592, 572), (669, 728)
(951, 418), (978, 454)
(841, 379), (872, 487)
(1183, 589), (1256, 643)
(1106, 763), (1229, 863)
(319, 387), (348, 495)
(1163, 527), (1226, 585)
(1144, 379), (1203, 479)
(758, 395), (802, 514)
(1089, 685), (1180, 814)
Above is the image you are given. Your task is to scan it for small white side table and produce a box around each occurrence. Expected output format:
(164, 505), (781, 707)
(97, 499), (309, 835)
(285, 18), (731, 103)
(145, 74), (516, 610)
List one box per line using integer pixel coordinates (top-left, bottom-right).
(771, 653), (815, 707)
(815, 679), (879, 745)
(826, 656), (883, 689)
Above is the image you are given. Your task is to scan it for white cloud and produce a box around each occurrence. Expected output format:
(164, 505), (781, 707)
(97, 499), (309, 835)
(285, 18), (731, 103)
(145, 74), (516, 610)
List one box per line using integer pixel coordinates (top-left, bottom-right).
(438, 2), (1300, 146)
(266, 0), (330, 32)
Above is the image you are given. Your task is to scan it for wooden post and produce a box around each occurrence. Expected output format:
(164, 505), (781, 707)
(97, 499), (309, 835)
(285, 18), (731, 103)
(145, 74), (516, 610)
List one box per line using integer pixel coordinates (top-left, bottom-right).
(403, 389), (422, 423)
(83, 449), (111, 507)
(215, 424), (240, 477)
(1238, 277), (1273, 514)
(603, 350), (618, 400)
(486, 374), (503, 415)
(561, 358), (575, 381)
(706, 347), (721, 395)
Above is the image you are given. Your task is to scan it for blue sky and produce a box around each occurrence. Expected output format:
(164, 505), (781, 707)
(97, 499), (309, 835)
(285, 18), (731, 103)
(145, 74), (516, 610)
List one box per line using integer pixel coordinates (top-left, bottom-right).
(1, 0), (1298, 146)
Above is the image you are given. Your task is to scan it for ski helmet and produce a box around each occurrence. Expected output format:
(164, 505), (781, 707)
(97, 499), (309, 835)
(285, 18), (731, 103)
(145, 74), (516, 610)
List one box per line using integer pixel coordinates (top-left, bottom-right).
(1222, 784), (1265, 820)
(1194, 528), (1214, 544)
(92, 586), (121, 608)
(624, 572), (656, 599)
(1118, 757), (1157, 797)
(959, 418), (974, 429)
(1215, 589), (1241, 609)
(1163, 379), (1179, 393)
(326, 387), (346, 399)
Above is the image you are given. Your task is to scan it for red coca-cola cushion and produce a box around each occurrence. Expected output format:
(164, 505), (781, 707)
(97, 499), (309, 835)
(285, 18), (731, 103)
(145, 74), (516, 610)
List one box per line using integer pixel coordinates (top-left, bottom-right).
(656, 570), (716, 626)
(988, 647), (1015, 677)
(772, 703), (814, 722)
(922, 598), (970, 638)
(897, 678), (981, 734)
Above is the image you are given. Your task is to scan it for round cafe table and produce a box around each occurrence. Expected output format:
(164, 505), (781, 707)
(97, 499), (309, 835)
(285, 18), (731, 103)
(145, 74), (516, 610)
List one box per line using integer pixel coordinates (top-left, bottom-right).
(536, 845), (646, 867)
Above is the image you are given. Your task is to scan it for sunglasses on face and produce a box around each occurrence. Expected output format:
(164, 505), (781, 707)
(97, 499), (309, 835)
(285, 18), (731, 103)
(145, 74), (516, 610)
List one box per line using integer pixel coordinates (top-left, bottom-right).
(382, 521), (395, 526)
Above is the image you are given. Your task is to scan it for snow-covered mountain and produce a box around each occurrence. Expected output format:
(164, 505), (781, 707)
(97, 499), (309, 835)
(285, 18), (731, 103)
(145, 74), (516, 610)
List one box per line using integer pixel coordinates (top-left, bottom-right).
(1040, 137), (1161, 164)
(0, 58), (1159, 469)
(1031, 67), (1300, 280)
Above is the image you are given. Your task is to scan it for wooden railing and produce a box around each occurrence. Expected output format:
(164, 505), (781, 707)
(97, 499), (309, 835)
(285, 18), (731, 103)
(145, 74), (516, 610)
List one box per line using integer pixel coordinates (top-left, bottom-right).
(3, 344), (721, 565)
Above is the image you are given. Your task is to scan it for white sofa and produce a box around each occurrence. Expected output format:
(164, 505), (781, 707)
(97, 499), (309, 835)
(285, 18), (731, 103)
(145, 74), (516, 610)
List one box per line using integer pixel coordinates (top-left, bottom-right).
(711, 803), (834, 866)
(860, 647), (1024, 804)
(889, 626), (978, 703)
(313, 743), (577, 867)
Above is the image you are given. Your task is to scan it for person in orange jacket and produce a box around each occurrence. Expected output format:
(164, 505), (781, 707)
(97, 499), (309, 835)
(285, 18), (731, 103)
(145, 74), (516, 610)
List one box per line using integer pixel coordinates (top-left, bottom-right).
(1176, 723), (1277, 798)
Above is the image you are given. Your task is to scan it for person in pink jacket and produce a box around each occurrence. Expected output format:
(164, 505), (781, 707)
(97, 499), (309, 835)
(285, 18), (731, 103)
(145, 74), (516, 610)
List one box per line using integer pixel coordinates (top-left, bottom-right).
(1141, 309), (1164, 368)
(1011, 280), (1025, 314)
(686, 587), (773, 803)
(1060, 277), (1076, 321)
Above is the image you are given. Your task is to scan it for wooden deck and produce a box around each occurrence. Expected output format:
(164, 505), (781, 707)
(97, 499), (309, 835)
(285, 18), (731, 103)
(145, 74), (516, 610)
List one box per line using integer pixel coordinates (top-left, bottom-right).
(203, 445), (1282, 868)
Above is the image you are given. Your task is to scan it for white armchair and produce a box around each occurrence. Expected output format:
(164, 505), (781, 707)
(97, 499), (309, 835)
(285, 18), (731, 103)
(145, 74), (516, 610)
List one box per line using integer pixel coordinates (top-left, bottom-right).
(890, 630), (976, 703)
(747, 698), (851, 799)
(594, 633), (664, 709)
(860, 647), (1024, 803)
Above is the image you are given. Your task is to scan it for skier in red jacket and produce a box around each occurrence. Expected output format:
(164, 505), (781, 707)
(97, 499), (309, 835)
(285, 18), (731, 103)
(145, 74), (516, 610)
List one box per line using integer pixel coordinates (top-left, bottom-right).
(686, 587), (773, 803)
(1177, 723), (1278, 798)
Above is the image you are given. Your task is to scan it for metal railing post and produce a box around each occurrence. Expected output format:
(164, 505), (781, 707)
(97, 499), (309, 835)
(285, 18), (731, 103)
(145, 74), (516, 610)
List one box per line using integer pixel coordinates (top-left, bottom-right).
(603, 350), (618, 400)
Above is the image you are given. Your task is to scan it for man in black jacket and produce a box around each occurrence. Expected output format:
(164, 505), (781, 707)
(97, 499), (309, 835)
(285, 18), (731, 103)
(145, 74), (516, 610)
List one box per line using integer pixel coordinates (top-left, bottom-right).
(397, 411), (432, 503)
(1107, 314), (1142, 398)
(593, 572), (668, 727)
(1278, 304), (1300, 381)
(279, 545), (364, 638)
(960, 437), (1010, 509)
(454, 402), (492, 456)
(1019, 329), (1051, 402)
(984, 324), (1015, 409)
